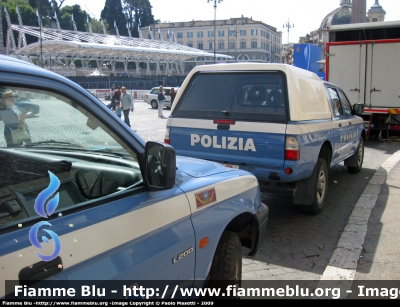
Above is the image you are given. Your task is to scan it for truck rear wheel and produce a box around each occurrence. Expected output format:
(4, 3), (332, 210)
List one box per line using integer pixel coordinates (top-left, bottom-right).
(301, 158), (328, 215)
(347, 138), (364, 173)
(206, 231), (242, 290)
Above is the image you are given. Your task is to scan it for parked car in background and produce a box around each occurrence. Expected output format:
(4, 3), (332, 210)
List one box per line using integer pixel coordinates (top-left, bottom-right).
(0, 55), (268, 299)
(144, 87), (178, 109)
(0, 88), (40, 117)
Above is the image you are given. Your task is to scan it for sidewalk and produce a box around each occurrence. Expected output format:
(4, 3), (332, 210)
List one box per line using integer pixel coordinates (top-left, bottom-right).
(320, 149), (400, 283)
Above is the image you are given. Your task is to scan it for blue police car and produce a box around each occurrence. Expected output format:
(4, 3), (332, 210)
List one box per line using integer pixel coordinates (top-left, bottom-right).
(0, 55), (268, 299)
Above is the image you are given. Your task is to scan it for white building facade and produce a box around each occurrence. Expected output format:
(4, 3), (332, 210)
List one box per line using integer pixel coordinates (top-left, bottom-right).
(143, 16), (283, 73)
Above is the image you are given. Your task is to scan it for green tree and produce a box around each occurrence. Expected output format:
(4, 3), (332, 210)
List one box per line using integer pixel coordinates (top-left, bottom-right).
(59, 5), (89, 32)
(3, 0), (39, 46)
(101, 0), (127, 36)
(122, 0), (155, 38)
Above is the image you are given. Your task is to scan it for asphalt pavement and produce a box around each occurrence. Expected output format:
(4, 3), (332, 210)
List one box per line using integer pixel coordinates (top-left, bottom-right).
(108, 99), (400, 294)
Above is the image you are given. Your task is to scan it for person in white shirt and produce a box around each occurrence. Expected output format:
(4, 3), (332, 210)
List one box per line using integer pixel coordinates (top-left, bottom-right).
(120, 86), (134, 127)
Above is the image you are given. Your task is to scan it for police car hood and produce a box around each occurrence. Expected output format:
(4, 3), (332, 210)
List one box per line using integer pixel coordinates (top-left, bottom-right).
(176, 155), (237, 178)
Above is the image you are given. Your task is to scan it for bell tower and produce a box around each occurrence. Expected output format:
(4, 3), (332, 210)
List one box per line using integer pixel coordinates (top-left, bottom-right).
(368, 0), (386, 22)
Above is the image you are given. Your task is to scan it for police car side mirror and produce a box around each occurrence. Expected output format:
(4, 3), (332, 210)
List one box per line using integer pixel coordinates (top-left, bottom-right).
(145, 141), (176, 190)
(352, 103), (364, 115)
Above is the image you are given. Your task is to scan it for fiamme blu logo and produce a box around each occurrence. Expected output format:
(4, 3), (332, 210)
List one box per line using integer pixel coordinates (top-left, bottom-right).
(28, 171), (62, 262)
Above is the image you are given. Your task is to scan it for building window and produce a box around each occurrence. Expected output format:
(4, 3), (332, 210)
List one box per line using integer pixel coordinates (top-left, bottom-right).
(197, 31), (203, 38)
(251, 41), (257, 48)
(208, 31), (214, 38)
(187, 32), (193, 38)
(251, 29), (257, 36)
(240, 29), (246, 36)
(218, 30), (224, 37)
(177, 32), (183, 39)
(147, 34), (151, 39)
(218, 41), (224, 49)
(188, 43), (193, 47)
(209, 42), (213, 50)
(198, 42), (203, 50)
(229, 30), (236, 37)
(229, 41), (235, 49)
(240, 41), (246, 49)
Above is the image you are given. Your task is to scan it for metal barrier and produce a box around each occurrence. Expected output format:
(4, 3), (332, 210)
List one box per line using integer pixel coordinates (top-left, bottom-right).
(90, 89), (149, 100)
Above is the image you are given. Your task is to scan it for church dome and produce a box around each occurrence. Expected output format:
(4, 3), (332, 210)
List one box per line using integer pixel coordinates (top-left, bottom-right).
(320, 0), (354, 30)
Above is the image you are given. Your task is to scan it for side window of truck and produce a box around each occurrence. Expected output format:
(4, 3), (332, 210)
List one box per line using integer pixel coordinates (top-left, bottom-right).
(327, 87), (342, 116)
(0, 86), (143, 229)
(337, 89), (352, 116)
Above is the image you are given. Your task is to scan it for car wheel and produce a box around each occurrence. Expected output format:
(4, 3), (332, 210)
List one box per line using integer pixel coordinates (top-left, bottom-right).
(205, 231), (242, 293)
(151, 100), (158, 109)
(301, 158), (328, 215)
(347, 138), (364, 173)
(25, 106), (36, 116)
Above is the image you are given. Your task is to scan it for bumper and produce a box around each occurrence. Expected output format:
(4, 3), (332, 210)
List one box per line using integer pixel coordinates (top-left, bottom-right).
(250, 201), (269, 256)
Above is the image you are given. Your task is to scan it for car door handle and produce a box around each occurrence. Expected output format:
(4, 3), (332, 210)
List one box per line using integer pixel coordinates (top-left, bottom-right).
(19, 256), (63, 286)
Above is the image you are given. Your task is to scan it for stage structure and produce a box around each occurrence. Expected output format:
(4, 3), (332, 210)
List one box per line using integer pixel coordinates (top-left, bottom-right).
(3, 5), (233, 77)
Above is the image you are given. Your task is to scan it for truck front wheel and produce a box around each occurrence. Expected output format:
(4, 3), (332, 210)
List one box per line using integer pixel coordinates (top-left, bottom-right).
(206, 231), (242, 290)
(301, 158), (329, 215)
(346, 138), (364, 173)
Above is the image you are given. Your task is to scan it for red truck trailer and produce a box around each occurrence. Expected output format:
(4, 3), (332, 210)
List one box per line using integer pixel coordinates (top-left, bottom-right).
(325, 20), (400, 140)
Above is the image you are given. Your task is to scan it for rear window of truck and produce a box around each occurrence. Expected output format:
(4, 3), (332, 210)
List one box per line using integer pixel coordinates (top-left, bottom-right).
(173, 71), (288, 122)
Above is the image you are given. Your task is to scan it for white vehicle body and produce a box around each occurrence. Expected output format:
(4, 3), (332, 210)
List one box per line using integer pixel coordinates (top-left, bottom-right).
(144, 87), (177, 109)
(325, 21), (400, 135)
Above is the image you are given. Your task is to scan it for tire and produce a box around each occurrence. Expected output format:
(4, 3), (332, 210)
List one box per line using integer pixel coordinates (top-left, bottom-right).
(301, 158), (328, 215)
(151, 100), (158, 109)
(25, 106), (36, 116)
(206, 231), (242, 291)
(347, 138), (364, 173)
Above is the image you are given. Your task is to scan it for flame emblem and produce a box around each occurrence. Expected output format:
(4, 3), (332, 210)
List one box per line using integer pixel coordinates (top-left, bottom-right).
(29, 171), (62, 261)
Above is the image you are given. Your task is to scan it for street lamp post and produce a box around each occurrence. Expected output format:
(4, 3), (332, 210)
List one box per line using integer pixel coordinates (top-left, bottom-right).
(283, 18), (294, 44)
(207, 0), (223, 64)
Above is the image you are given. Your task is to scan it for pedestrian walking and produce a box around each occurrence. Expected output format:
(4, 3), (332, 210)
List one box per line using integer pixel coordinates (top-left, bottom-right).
(107, 86), (116, 111)
(113, 86), (122, 111)
(120, 86), (134, 127)
(115, 101), (122, 118)
(157, 85), (165, 118)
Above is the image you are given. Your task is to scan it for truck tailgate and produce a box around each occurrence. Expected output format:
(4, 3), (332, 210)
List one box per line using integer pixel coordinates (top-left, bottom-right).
(168, 118), (286, 173)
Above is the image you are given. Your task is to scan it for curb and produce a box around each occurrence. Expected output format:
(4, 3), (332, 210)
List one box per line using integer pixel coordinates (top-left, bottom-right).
(318, 149), (400, 288)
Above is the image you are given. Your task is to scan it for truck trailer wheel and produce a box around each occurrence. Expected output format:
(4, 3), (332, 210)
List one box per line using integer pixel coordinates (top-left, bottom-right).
(301, 158), (328, 215)
(346, 138), (364, 173)
(151, 100), (158, 109)
(206, 231), (242, 290)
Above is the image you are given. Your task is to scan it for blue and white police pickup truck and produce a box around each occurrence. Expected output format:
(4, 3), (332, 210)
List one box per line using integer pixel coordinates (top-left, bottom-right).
(165, 63), (366, 215)
(0, 55), (268, 299)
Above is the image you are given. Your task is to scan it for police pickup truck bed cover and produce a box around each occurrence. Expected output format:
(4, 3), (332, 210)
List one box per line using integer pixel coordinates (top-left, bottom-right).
(165, 62), (366, 215)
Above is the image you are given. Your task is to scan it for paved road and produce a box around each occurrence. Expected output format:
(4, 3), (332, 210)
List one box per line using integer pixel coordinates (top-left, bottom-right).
(107, 99), (400, 282)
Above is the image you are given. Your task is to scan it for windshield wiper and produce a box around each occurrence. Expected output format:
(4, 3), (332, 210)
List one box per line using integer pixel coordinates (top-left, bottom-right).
(24, 140), (83, 148)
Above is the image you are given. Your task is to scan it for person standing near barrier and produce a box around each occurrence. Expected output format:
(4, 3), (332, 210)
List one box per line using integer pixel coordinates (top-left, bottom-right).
(120, 86), (134, 127)
(107, 86), (116, 111)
